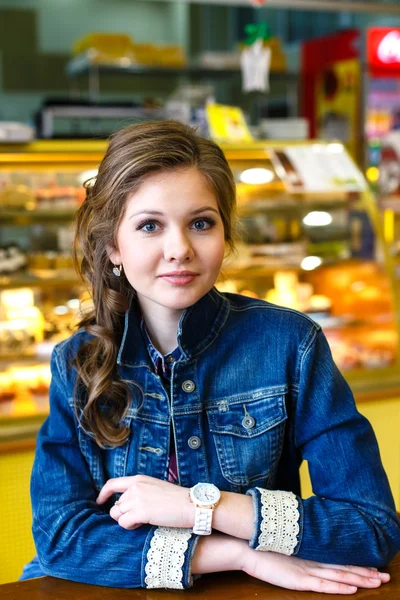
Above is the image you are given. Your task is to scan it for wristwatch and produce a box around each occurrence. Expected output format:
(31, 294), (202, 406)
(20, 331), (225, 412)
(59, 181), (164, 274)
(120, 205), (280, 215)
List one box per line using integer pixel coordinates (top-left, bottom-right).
(189, 482), (221, 535)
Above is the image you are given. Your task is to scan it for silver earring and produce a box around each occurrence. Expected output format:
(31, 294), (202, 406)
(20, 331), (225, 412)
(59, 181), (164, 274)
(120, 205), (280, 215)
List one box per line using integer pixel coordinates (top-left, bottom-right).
(112, 264), (122, 277)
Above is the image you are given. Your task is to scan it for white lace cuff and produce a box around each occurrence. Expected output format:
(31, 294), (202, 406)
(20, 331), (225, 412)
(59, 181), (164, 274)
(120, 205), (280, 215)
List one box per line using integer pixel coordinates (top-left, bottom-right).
(247, 488), (300, 555)
(144, 526), (193, 589)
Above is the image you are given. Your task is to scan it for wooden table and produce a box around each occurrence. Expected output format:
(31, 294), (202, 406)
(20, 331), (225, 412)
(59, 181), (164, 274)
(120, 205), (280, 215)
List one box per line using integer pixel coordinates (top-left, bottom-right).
(1, 553), (400, 600)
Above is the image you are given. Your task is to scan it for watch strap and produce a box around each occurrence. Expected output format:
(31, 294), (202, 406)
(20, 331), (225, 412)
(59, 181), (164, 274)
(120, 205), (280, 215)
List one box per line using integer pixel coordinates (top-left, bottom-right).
(192, 507), (213, 535)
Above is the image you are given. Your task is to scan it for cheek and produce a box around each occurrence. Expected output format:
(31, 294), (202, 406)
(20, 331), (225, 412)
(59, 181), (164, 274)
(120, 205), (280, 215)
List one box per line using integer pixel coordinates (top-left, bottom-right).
(209, 237), (226, 268)
(117, 232), (146, 264)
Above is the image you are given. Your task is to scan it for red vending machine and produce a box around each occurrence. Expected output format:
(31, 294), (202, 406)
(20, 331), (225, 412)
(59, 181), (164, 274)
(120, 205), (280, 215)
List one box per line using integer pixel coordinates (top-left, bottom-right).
(301, 27), (400, 171)
(365, 28), (400, 172)
(301, 29), (362, 163)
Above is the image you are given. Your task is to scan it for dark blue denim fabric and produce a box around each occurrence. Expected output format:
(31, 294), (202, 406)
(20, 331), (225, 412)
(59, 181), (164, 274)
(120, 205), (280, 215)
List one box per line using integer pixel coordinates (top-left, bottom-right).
(22, 287), (400, 586)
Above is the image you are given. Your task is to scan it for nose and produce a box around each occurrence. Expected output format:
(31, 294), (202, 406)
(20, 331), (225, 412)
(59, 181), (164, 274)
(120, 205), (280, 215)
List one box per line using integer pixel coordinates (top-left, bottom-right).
(163, 228), (194, 263)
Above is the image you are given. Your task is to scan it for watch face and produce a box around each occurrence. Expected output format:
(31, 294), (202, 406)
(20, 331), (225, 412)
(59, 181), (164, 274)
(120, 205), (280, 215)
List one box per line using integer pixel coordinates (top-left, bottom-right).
(192, 483), (220, 506)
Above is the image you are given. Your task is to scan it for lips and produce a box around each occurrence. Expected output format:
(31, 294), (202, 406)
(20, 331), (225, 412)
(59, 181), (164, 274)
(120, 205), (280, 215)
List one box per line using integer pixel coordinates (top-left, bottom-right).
(160, 271), (198, 277)
(159, 271), (199, 286)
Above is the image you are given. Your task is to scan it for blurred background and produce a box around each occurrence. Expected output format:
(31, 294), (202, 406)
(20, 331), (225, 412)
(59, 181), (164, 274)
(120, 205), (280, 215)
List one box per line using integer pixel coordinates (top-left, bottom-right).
(1, 0), (400, 584)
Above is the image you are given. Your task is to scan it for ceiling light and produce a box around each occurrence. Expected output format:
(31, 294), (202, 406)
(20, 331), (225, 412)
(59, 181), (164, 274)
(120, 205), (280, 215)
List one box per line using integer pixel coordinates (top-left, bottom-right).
(53, 305), (69, 315)
(303, 211), (333, 227)
(301, 256), (322, 271)
(327, 143), (344, 153)
(78, 169), (98, 186)
(66, 298), (80, 309)
(240, 168), (274, 185)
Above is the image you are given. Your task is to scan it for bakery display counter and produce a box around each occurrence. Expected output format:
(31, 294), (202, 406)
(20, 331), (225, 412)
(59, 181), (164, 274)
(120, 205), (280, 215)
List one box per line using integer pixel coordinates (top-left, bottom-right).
(0, 139), (399, 422)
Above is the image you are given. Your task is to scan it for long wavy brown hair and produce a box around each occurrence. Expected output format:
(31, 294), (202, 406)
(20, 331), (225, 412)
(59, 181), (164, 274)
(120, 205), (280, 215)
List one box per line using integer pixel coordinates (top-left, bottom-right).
(72, 120), (238, 447)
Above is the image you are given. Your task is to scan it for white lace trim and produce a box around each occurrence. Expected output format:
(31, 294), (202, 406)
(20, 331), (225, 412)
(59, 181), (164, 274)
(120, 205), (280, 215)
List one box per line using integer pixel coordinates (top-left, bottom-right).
(145, 526), (192, 589)
(256, 488), (299, 555)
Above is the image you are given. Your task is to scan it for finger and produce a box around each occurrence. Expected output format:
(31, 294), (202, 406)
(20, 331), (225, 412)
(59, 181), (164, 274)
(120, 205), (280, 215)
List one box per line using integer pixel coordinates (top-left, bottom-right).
(343, 566), (390, 582)
(307, 567), (383, 589)
(315, 564), (390, 582)
(96, 477), (133, 504)
(109, 504), (122, 521)
(115, 499), (131, 515)
(340, 566), (389, 581)
(117, 512), (142, 530)
(302, 576), (358, 595)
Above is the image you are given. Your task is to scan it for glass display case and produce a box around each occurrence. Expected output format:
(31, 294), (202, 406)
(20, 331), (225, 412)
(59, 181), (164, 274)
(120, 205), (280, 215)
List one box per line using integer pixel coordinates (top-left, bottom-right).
(222, 142), (400, 390)
(0, 141), (102, 422)
(1, 139), (399, 424)
(378, 131), (400, 289)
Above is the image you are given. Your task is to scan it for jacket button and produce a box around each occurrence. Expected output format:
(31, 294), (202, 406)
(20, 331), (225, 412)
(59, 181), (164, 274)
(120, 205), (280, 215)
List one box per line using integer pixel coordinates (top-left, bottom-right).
(188, 436), (201, 450)
(242, 416), (256, 429)
(182, 380), (196, 393)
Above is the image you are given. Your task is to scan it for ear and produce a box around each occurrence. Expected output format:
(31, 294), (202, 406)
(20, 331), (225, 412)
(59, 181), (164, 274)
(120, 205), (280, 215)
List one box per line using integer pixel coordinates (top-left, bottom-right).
(106, 244), (122, 265)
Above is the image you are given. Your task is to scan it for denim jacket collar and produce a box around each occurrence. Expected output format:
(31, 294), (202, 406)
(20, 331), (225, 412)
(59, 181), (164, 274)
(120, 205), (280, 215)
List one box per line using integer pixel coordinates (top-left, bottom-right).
(117, 287), (229, 366)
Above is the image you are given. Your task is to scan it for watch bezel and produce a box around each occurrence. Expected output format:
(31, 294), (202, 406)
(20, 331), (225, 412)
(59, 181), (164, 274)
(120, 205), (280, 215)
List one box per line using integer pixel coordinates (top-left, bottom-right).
(190, 482), (221, 507)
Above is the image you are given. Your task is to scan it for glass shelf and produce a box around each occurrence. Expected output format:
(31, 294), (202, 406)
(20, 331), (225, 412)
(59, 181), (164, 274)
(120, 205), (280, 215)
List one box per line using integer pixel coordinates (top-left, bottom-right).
(0, 209), (77, 224)
(0, 271), (78, 290)
(66, 54), (298, 82)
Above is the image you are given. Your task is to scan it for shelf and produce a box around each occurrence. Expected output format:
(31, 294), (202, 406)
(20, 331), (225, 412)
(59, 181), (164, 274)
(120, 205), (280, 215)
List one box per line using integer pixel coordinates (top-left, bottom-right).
(0, 151), (103, 169)
(0, 208), (77, 224)
(221, 264), (301, 279)
(0, 271), (79, 289)
(237, 195), (350, 215)
(0, 412), (48, 444)
(0, 354), (51, 365)
(221, 257), (384, 280)
(0, 353), (36, 363)
(66, 54), (298, 82)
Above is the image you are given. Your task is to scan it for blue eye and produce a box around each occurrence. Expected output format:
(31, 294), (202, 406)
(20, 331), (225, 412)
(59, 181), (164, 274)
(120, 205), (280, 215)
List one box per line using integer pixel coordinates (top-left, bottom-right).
(137, 220), (159, 233)
(143, 222), (157, 232)
(192, 218), (215, 231)
(194, 220), (206, 230)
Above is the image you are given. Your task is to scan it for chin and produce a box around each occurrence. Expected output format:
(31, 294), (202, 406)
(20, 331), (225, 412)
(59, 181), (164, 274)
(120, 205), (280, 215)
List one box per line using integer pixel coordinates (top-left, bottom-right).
(165, 297), (202, 311)
(163, 288), (209, 310)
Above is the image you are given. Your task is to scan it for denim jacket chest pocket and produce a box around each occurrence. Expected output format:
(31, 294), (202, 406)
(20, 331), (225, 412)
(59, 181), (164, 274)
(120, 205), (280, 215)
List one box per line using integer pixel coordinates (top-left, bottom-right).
(205, 387), (288, 487)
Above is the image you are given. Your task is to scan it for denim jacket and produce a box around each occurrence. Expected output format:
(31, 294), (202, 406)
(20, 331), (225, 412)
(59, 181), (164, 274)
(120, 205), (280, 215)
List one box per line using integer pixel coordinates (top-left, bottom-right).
(22, 287), (400, 587)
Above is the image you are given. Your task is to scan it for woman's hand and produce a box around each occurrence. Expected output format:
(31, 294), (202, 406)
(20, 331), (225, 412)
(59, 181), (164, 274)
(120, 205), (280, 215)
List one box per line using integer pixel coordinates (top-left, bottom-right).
(243, 549), (390, 595)
(96, 474), (194, 530)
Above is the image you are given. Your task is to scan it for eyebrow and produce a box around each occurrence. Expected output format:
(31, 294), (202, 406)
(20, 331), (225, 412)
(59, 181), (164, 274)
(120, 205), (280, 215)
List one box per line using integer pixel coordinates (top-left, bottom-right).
(128, 206), (220, 219)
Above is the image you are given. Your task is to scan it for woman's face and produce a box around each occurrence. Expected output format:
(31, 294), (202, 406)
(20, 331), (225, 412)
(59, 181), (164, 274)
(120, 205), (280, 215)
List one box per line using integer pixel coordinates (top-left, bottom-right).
(109, 168), (226, 321)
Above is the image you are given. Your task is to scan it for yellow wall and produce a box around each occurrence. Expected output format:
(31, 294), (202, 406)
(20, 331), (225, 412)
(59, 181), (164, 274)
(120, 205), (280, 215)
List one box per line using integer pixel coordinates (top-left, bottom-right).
(0, 449), (36, 584)
(300, 397), (400, 509)
(0, 397), (399, 584)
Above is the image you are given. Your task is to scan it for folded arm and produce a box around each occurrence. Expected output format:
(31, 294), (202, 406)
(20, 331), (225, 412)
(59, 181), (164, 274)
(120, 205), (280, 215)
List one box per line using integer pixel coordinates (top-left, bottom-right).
(31, 348), (198, 589)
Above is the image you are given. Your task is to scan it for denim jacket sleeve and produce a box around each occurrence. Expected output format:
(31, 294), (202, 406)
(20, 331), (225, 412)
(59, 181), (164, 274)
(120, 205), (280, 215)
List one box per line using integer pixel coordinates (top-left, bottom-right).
(30, 345), (199, 588)
(247, 326), (400, 567)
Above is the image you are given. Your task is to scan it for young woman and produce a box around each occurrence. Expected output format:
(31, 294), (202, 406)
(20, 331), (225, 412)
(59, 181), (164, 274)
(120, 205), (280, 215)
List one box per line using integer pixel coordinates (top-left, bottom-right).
(22, 121), (400, 593)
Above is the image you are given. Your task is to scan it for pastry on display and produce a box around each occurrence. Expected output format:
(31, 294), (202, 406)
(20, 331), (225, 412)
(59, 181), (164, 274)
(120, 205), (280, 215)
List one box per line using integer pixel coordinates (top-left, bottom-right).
(0, 373), (17, 415)
(239, 289), (259, 298)
(0, 244), (27, 275)
(360, 347), (393, 369)
(308, 294), (332, 313)
(27, 379), (50, 412)
(216, 279), (238, 294)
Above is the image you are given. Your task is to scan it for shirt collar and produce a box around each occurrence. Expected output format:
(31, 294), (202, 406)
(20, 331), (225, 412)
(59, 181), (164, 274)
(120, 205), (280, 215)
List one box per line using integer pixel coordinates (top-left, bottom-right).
(140, 319), (181, 376)
(117, 287), (229, 367)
